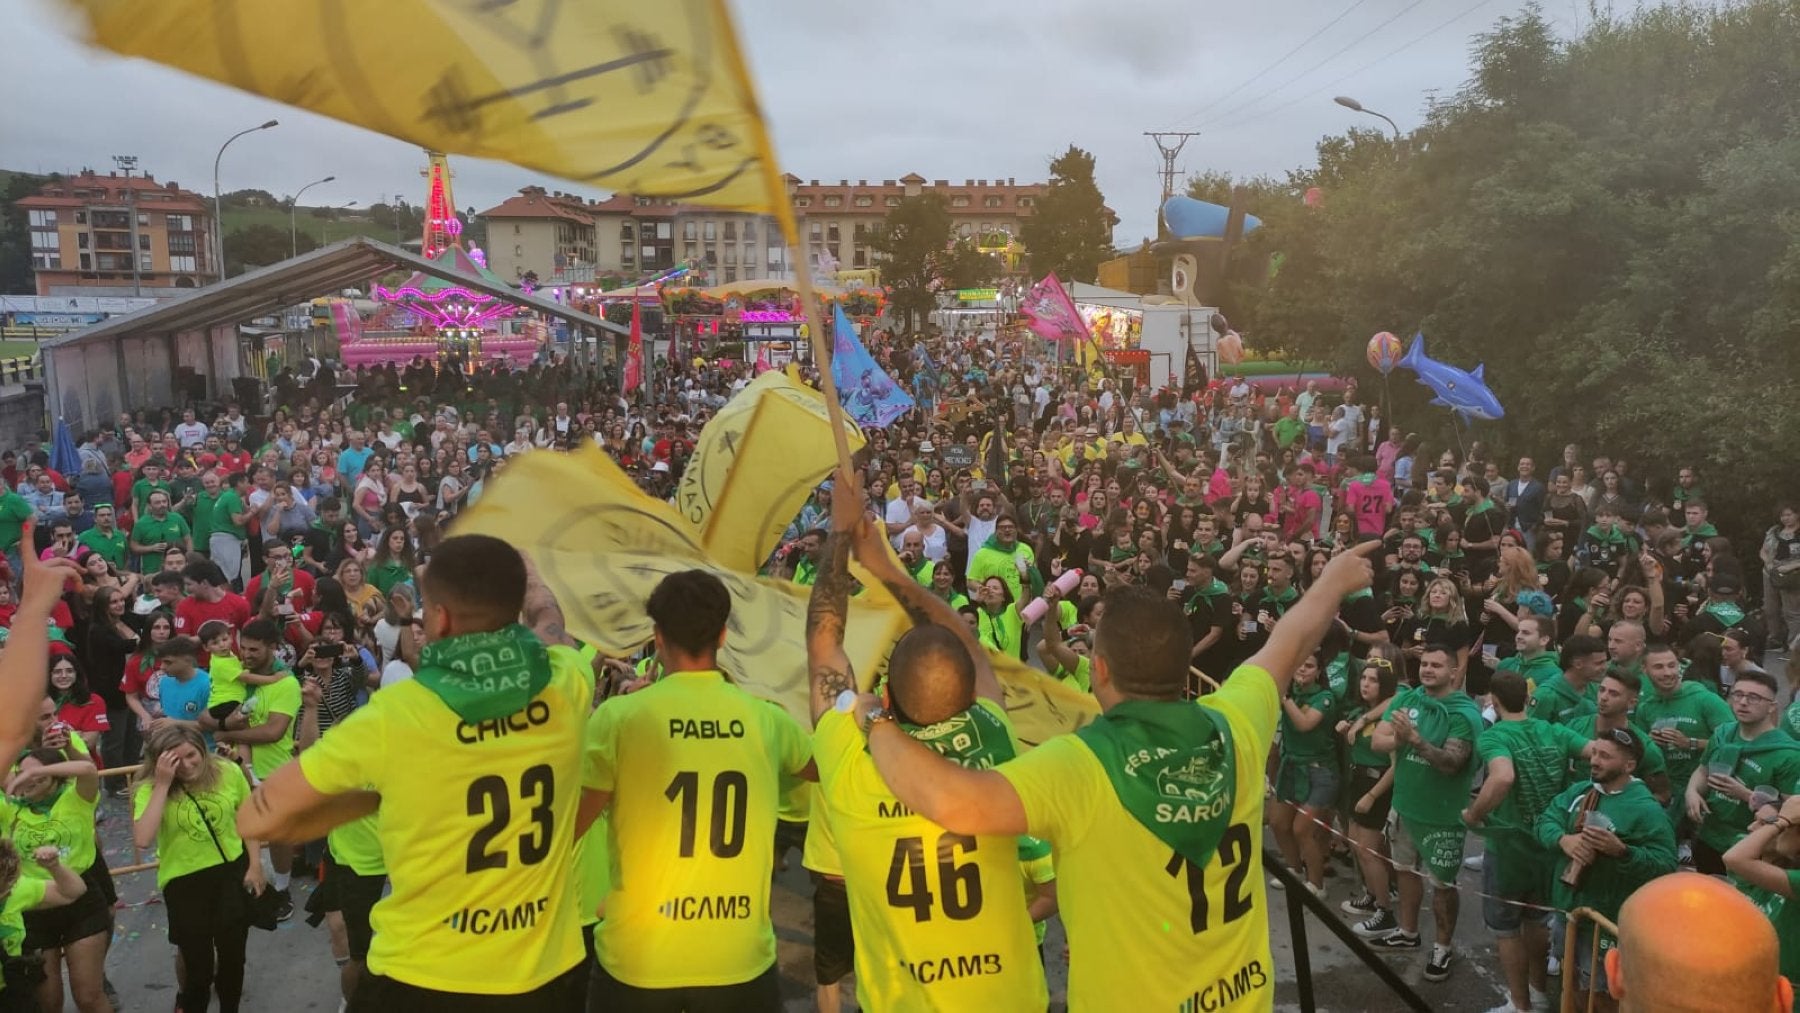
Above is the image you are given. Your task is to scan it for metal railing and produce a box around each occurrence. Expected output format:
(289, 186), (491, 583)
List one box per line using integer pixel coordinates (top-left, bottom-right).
(0, 356), (43, 385)
(1560, 907), (1619, 1013)
(1266, 853), (1432, 1012)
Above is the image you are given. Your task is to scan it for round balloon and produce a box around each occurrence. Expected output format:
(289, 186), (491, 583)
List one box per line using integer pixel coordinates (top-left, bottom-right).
(1366, 331), (1402, 375)
(1209, 312), (1229, 336)
(1304, 187), (1324, 208)
(1218, 330), (1244, 366)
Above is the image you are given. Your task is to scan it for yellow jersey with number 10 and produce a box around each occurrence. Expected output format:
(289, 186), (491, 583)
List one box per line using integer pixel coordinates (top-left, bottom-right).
(298, 645), (592, 995)
(815, 701), (1048, 1011)
(997, 666), (1279, 1012)
(583, 670), (811, 989)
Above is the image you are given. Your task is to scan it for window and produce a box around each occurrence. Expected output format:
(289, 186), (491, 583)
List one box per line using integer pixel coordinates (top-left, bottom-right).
(951, 196), (970, 208)
(138, 212), (150, 226)
(684, 241), (698, 260)
(703, 221), (716, 241)
(641, 244), (656, 260)
(827, 225), (840, 244)
(139, 253), (154, 271)
(723, 220), (736, 240)
(984, 195), (1003, 208)
(75, 211), (87, 225)
(96, 253), (132, 271)
(635, 196), (652, 207)
(886, 196), (901, 207)
(29, 210), (58, 227)
(979, 222), (991, 235)
(853, 250), (867, 268)
(1018, 196), (1034, 208)
(621, 222), (636, 239)
(683, 221), (696, 240)
(92, 211), (129, 230)
(823, 196), (842, 208)
(767, 247), (784, 270)
(809, 222), (822, 240)
(76, 233), (90, 249)
(723, 246), (737, 266)
(656, 222), (671, 239)
(742, 221), (756, 242)
(169, 234), (196, 254)
(30, 231), (58, 251)
(170, 255), (196, 273)
(795, 197), (811, 208)
(514, 224), (521, 234)
(854, 195), (872, 208)
(724, 267), (737, 283)
(516, 245), (525, 257)
(165, 214), (193, 231)
(958, 223), (973, 237)
(138, 234), (151, 250)
(854, 223), (867, 238)
(743, 244), (754, 267)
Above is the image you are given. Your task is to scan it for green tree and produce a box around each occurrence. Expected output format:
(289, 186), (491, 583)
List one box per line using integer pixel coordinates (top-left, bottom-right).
(1221, 2), (1800, 540)
(0, 172), (49, 293)
(867, 193), (953, 332)
(224, 223), (316, 276)
(941, 236), (1001, 291)
(1021, 145), (1116, 282)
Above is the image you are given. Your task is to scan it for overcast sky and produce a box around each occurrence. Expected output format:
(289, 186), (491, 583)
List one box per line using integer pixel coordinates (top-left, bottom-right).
(3, 0), (1581, 247)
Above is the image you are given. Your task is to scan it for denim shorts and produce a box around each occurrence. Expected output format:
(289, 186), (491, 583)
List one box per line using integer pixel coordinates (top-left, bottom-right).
(1275, 758), (1341, 809)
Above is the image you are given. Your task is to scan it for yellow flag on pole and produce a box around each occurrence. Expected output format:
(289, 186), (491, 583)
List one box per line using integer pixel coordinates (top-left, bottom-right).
(64, 0), (782, 211)
(674, 368), (865, 573)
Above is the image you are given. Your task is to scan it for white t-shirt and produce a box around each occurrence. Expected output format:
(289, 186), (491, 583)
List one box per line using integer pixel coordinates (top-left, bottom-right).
(885, 495), (928, 530)
(965, 515), (997, 577)
(173, 422), (209, 449)
(904, 524), (949, 563)
(372, 618), (402, 668)
(379, 660), (413, 688)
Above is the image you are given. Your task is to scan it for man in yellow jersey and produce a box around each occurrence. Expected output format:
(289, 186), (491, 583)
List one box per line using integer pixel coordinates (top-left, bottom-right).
(804, 480), (1049, 1011)
(864, 541), (1379, 1012)
(238, 534), (592, 1011)
(576, 570), (812, 1011)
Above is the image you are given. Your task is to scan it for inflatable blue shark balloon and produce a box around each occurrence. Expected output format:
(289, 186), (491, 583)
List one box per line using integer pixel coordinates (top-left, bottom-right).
(1398, 334), (1504, 422)
(1162, 196), (1262, 239)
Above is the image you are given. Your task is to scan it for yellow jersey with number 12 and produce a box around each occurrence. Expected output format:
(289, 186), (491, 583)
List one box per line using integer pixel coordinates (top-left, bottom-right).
(583, 669), (811, 989)
(299, 645), (592, 995)
(815, 701), (1048, 1012)
(997, 666), (1279, 1012)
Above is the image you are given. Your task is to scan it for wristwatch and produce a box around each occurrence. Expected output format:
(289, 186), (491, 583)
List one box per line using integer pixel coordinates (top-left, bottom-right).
(861, 704), (898, 734)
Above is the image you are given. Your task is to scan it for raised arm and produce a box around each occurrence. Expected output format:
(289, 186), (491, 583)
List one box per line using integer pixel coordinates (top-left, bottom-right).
(806, 499), (858, 724)
(519, 552), (576, 648)
(1248, 541), (1377, 696)
(0, 527), (82, 760)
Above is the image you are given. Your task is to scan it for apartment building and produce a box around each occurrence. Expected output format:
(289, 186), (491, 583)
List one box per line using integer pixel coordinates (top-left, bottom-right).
(17, 171), (214, 296)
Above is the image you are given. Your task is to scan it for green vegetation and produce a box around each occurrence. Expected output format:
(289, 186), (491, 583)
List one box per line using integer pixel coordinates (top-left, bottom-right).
(1205, 2), (1800, 536)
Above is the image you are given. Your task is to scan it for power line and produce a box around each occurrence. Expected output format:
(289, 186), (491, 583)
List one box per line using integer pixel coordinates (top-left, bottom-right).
(1197, 0), (1435, 130)
(1144, 131), (1202, 212)
(1175, 0), (1371, 126)
(1207, 0), (1495, 133)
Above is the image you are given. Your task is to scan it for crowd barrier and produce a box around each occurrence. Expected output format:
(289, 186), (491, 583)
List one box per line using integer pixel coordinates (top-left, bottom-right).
(1560, 907), (1618, 1013)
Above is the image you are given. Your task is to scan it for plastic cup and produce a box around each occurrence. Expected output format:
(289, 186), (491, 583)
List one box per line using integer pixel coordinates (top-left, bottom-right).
(1751, 786), (1782, 810)
(1708, 758), (1735, 778)
(1585, 811), (1615, 833)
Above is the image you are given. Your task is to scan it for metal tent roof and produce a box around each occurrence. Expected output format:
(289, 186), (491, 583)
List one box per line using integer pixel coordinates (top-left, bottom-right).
(43, 236), (624, 349)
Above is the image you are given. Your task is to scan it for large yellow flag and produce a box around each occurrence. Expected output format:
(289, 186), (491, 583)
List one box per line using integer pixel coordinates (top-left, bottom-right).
(675, 368), (865, 572)
(65, 0), (781, 211)
(455, 446), (1098, 741)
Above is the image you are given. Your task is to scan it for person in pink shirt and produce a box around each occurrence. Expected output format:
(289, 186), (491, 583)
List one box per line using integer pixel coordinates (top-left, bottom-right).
(1344, 453), (1397, 540)
(1275, 465), (1323, 543)
(1375, 425), (1407, 480)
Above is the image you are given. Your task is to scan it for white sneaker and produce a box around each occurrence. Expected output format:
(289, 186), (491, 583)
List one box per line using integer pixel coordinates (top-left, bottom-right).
(1268, 875), (1285, 890)
(1305, 881), (1326, 900)
(1546, 953), (1561, 977)
(1483, 1003), (1528, 1013)
(1530, 985), (1552, 1010)
(1463, 852), (1485, 870)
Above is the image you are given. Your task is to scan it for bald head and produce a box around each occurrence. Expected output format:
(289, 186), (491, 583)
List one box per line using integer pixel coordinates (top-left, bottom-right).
(1609, 873), (1791, 1012)
(886, 624), (977, 726)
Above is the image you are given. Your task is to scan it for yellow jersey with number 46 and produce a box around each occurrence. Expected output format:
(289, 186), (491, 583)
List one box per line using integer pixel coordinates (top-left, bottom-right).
(298, 645), (592, 995)
(997, 666), (1279, 1012)
(583, 670), (811, 989)
(815, 702), (1048, 1012)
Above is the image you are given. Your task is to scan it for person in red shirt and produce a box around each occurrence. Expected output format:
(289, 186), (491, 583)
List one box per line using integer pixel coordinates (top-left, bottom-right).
(48, 650), (109, 757)
(245, 542), (317, 615)
(217, 434), (252, 476)
(172, 560), (251, 664)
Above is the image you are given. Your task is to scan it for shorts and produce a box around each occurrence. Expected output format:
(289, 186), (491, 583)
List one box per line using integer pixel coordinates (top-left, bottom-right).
(1480, 845), (1549, 936)
(22, 863), (113, 950)
(207, 699), (245, 723)
(1274, 758), (1340, 810)
(351, 961), (584, 1013)
(811, 873), (854, 986)
(774, 819), (808, 859)
(1345, 765), (1393, 831)
(586, 962), (779, 1013)
(1572, 921), (1614, 993)
(303, 847), (386, 962)
(1388, 812), (1466, 888)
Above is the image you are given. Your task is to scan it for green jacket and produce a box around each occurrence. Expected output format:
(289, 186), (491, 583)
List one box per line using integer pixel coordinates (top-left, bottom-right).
(1536, 778), (1676, 921)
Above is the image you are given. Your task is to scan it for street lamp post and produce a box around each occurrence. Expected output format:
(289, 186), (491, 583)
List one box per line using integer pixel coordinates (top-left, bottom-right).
(1333, 95), (1401, 140)
(290, 176), (336, 259)
(212, 119), (279, 281)
(320, 201), (358, 247)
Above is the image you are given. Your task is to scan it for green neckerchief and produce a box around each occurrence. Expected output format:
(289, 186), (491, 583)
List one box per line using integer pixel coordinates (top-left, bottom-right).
(904, 700), (1016, 772)
(1586, 524), (1629, 545)
(1469, 497), (1499, 518)
(1260, 584), (1300, 610)
(413, 624), (553, 722)
(1184, 578), (1229, 615)
(794, 557), (819, 586)
(1078, 699), (1237, 869)
(11, 780), (67, 817)
(1703, 600), (1745, 627)
(980, 535), (1045, 598)
(1343, 587), (1373, 603)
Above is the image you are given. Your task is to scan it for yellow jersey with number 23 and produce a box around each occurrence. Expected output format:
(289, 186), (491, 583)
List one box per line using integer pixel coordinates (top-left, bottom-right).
(299, 645), (592, 995)
(997, 665), (1279, 1013)
(815, 701), (1048, 1012)
(583, 669), (811, 989)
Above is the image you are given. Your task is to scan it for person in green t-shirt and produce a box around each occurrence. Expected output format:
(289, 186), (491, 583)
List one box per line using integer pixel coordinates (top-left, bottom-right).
(0, 487), (34, 574)
(1461, 671), (1590, 1013)
(1723, 791), (1800, 986)
(216, 641), (301, 921)
(209, 473), (252, 589)
(1638, 642), (1734, 798)
(1684, 667), (1800, 875)
(1269, 649), (1338, 895)
(130, 461), (173, 520)
(1371, 643), (1484, 979)
(1524, 631), (1605, 727)
(128, 491), (191, 573)
(190, 470), (225, 561)
(1562, 670), (1671, 804)
(1336, 654), (1401, 933)
(75, 504), (129, 571)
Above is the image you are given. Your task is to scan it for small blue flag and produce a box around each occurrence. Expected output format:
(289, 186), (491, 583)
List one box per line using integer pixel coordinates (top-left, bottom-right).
(832, 305), (914, 428)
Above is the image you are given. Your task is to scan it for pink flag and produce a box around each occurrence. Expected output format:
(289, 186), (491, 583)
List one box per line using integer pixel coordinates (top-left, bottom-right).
(1019, 272), (1086, 345)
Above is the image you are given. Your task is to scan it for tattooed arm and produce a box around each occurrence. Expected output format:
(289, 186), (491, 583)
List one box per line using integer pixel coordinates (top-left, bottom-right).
(1411, 735), (1473, 776)
(807, 527), (857, 724)
(519, 552), (575, 648)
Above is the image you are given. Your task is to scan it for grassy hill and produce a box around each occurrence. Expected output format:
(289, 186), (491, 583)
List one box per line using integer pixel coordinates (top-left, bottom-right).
(221, 204), (402, 246)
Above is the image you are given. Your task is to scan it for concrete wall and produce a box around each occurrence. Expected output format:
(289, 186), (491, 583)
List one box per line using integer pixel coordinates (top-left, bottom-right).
(0, 386), (46, 449)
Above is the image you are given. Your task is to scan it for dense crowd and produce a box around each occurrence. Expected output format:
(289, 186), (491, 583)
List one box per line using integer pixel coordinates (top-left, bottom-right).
(0, 320), (1791, 1013)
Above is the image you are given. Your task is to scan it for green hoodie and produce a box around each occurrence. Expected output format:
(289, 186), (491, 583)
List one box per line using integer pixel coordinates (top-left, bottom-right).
(1635, 681), (1734, 787)
(1695, 724), (1800, 852)
(1520, 665), (1595, 726)
(1536, 777), (1676, 923)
